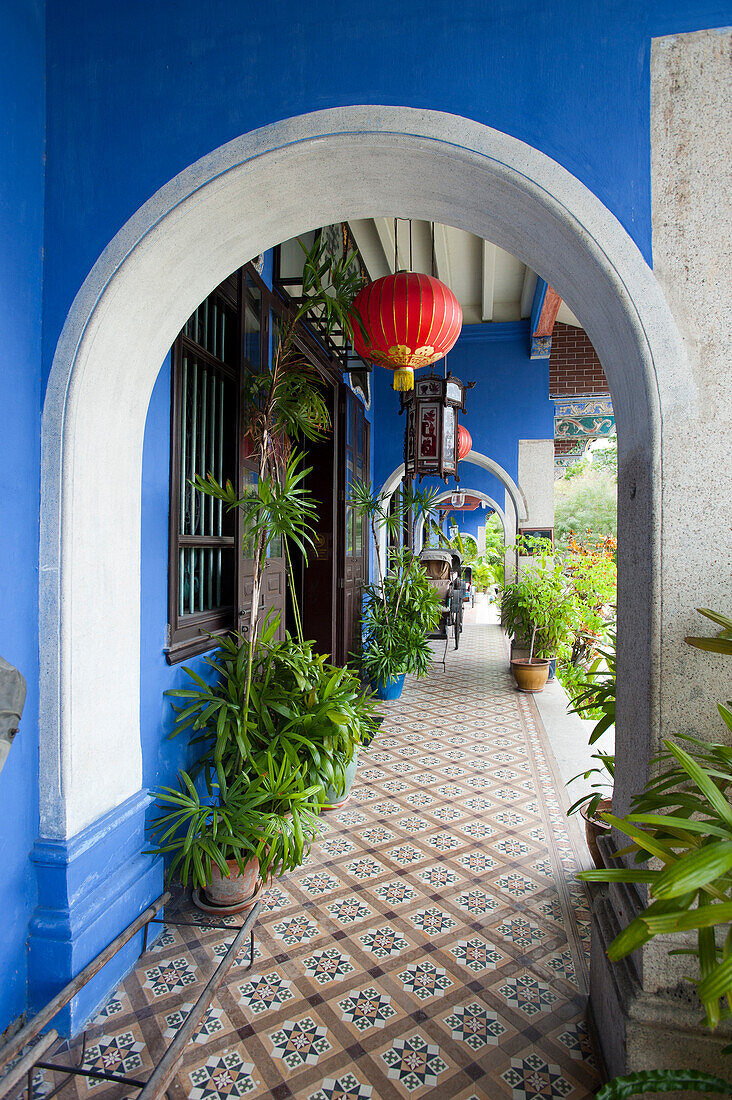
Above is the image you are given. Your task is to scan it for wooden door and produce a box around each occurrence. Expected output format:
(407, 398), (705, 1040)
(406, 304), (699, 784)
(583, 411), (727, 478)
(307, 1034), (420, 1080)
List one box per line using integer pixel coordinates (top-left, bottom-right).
(337, 390), (370, 665)
(299, 383), (338, 657)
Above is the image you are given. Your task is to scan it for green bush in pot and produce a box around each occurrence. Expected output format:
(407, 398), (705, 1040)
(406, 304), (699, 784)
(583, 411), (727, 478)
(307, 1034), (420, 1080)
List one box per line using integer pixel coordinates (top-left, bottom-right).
(501, 552), (574, 691)
(147, 236), (371, 901)
(349, 480), (442, 693)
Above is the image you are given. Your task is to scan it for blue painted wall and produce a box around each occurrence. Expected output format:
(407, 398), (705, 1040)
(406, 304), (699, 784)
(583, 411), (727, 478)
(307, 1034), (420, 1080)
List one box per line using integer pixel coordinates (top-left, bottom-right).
(0, 0), (45, 1032)
(41, 0), (730, 388)
(0, 0), (729, 1035)
(372, 323), (555, 513)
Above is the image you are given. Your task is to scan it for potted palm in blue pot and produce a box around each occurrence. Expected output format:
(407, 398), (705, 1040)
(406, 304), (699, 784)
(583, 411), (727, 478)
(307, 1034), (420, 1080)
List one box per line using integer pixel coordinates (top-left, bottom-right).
(350, 481), (442, 700)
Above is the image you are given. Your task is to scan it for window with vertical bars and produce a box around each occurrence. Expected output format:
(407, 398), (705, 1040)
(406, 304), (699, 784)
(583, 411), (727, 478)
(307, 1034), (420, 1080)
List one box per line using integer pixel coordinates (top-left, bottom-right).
(167, 267), (268, 663)
(344, 392), (368, 560)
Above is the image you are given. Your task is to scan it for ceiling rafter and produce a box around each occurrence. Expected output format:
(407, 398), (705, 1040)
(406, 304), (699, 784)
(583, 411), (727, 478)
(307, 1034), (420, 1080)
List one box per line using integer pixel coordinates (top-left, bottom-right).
(481, 240), (497, 321)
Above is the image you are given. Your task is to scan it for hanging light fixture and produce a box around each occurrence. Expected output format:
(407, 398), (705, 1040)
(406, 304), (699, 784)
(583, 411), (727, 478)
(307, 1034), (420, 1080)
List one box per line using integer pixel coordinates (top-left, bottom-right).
(457, 425), (472, 461)
(349, 219), (462, 391)
(350, 272), (462, 391)
(400, 371), (473, 483)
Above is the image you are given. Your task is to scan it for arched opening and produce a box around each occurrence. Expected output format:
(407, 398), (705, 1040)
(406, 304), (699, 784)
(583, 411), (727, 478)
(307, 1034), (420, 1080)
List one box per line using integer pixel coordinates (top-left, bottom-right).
(40, 105), (686, 881)
(413, 490), (510, 548)
(378, 455), (523, 568)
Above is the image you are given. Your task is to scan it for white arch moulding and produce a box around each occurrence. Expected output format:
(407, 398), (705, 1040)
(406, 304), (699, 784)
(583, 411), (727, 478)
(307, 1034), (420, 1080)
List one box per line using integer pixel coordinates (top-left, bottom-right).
(378, 452), (524, 568)
(41, 105), (690, 840)
(414, 489), (509, 548)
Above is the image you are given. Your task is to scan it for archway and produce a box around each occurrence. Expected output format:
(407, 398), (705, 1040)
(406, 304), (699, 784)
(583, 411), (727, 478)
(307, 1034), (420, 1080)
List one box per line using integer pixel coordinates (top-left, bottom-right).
(413, 490), (509, 548)
(378, 454), (522, 569)
(40, 105), (686, 849)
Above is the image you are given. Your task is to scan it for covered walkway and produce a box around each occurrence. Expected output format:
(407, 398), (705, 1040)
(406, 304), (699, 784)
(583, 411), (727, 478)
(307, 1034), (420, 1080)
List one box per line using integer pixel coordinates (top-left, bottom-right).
(43, 621), (599, 1099)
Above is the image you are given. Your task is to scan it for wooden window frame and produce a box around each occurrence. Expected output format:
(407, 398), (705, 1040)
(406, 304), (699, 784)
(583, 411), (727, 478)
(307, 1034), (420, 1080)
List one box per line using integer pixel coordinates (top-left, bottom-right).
(166, 266), (270, 664)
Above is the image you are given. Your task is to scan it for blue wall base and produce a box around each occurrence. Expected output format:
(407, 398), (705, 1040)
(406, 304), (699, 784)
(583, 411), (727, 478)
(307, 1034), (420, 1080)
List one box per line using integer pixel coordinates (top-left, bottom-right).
(28, 790), (163, 1037)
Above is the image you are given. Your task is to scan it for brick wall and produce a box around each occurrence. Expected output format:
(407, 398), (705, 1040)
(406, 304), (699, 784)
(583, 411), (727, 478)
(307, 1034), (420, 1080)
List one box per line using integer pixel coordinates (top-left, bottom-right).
(549, 322), (609, 396)
(554, 439), (586, 456)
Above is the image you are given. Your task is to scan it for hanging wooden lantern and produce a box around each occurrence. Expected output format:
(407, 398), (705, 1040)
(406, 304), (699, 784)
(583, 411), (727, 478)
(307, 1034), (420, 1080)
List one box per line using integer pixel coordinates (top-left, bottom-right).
(401, 372), (473, 483)
(457, 425), (472, 461)
(350, 273), (462, 391)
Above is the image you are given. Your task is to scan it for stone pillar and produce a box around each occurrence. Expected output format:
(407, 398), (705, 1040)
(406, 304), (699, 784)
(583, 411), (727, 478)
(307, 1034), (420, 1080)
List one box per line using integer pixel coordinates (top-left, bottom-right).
(516, 439), (555, 574)
(590, 27), (732, 1076)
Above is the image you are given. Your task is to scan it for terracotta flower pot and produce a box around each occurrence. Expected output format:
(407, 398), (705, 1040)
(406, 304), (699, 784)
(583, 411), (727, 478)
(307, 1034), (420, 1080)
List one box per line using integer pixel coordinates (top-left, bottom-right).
(581, 798), (612, 869)
(510, 657), (551, 693)
(203, 855), (260, 907)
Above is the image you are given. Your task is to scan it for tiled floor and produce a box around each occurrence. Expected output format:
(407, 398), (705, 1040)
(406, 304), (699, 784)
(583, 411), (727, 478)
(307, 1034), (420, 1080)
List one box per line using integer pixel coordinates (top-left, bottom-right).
(33, 620), (600, 1099)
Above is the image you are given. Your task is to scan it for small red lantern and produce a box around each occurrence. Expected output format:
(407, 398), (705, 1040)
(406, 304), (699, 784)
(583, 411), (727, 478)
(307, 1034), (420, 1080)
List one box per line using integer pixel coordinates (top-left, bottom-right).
(457, 425), (472, 461)
(350, 272), (462, 391)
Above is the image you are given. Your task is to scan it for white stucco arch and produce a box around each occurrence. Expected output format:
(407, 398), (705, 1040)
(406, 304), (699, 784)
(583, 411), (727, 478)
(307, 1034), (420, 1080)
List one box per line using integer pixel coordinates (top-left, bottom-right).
(40, 104), (688, 839)
(380, 452), (527, 522)
(378, 453), (523, 568)
(414, 490), (510, 548)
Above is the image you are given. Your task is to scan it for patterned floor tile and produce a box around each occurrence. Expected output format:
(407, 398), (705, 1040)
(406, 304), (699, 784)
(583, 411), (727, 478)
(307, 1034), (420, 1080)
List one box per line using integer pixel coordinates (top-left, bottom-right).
(268, 1015), (332, 1070)
(338, 986), (398, 1031)
(450, 937), (503, 973)
(308, 1073), (373, 1100)
(301, 947), (355, 985)
(271, 915), (320, 945)
(237, 971), (293, 1014)
(188, 1048), (259, 1098)
(397, 960), (454, 1000)
(359, 924), (410, 959)
(381, 1032), (450, 1094)
(443, 1001), (508, 1049)
(502, 1052), (573, 1099)
(497, 972), (559, 1016)
(326, 895), (374, 925)
(62, 619), (599, 1100)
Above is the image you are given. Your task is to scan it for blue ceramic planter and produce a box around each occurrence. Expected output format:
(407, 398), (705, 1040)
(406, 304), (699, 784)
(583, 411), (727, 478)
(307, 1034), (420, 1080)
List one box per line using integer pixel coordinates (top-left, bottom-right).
(373, 674), (406, 700)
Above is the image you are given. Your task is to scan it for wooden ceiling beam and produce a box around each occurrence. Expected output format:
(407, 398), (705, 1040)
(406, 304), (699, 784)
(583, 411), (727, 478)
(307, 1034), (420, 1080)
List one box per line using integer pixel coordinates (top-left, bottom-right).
(348, 219), (390, 280)
(481, 240), (497, 321)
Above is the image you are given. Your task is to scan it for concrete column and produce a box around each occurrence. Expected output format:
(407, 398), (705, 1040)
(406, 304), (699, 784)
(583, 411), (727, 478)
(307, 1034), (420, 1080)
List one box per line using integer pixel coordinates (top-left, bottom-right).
(516, 439), (555, 575)
(590, 28), (732, 1076)
(518, 439), (555, 530)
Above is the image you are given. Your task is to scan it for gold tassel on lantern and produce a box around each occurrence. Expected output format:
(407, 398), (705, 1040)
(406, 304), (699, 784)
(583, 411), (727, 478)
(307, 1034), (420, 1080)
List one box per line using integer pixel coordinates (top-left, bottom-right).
(392, 367), (414, 391)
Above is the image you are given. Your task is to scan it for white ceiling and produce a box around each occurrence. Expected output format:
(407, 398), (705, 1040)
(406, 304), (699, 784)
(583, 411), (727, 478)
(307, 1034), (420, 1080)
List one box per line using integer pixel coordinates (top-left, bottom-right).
(347, 218), (581, 329)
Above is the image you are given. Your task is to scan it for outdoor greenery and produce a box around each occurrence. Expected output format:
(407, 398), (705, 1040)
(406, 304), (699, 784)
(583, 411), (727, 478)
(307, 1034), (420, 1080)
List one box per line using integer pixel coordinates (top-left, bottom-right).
(555, 439), (617, 547)
(147, 235), (375, 892)
(596, 1069), (732, 1099)
(500, 547), (575, 662)
(350, 480), (442, 686)
(580, 608), (732, 1035)
(556, 534), (617, 702)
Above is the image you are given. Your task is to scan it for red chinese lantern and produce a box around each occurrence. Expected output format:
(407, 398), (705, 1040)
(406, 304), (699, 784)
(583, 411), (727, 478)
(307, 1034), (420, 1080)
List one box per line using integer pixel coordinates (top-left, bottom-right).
(350, 272), (463, 391)
(457, 425), (472, 461)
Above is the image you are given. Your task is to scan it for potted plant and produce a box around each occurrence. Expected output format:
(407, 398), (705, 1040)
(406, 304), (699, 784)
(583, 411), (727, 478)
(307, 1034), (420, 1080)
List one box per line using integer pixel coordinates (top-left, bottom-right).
(579, 607), (732, 1096)
(349, 481), (442, 699)
(566, 751), (615, 868)
(566, 627), (616, 864)
(500, 555), (573, 692)
(148, 236), (371, 906)
(146, 761), (323, 911)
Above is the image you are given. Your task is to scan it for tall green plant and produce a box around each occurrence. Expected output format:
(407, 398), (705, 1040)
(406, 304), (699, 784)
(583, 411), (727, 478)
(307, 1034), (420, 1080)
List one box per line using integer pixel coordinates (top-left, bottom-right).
(148, 236), (369, 887)
(579, 607), (732, 1032)
(349, 480), (442, 684)
(500, 554), (574, 661)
